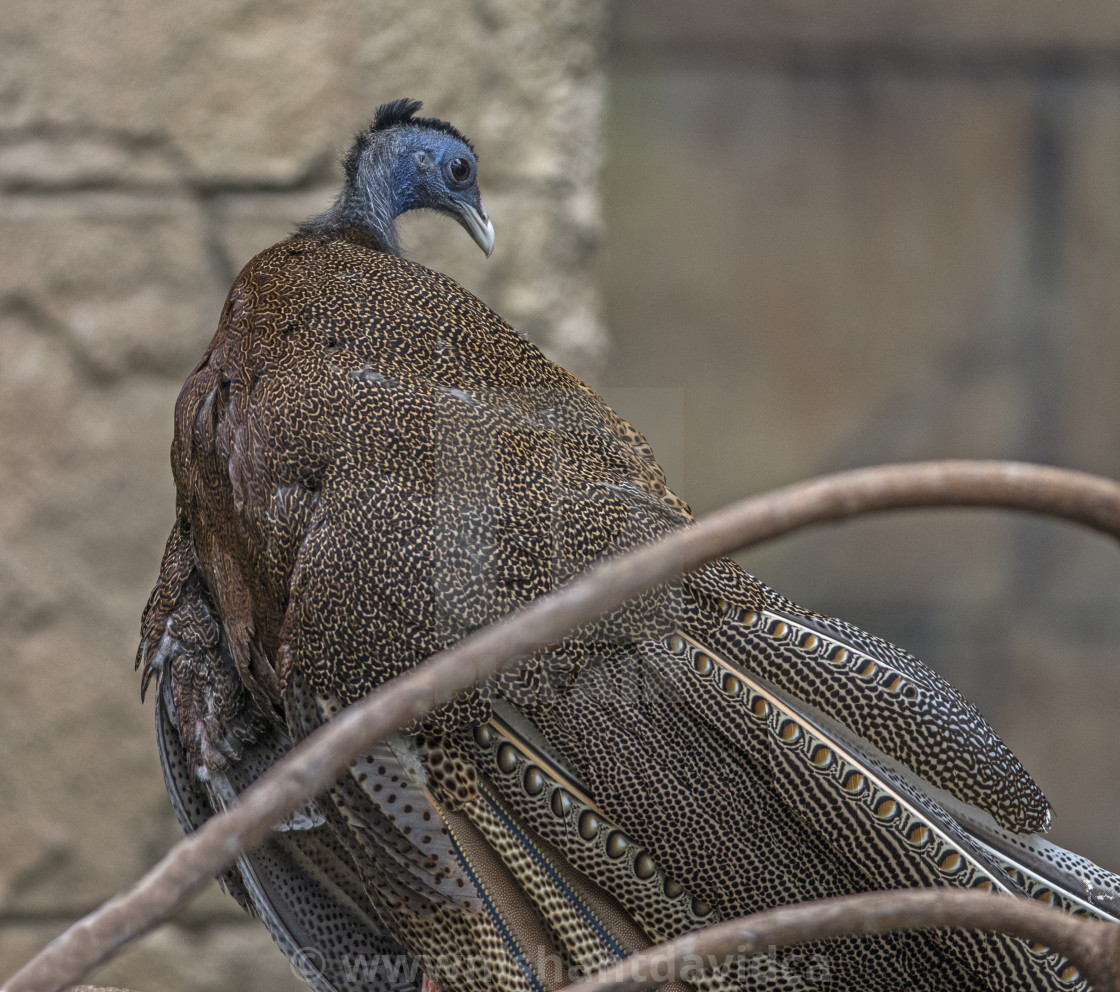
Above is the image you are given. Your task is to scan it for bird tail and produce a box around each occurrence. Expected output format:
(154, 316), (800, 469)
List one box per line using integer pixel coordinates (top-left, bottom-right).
(146, 573), (421, 992)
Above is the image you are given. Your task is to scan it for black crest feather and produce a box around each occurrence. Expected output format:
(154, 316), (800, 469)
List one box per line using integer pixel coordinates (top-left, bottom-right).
(372, 98), (424, 130)
(371, 98), (475, 151)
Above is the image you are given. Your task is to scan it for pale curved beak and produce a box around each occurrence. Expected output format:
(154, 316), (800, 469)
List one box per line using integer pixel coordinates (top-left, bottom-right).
(457, 200), (496, 257)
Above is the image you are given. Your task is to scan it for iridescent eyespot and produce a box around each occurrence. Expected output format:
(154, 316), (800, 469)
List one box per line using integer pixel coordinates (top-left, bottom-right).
(578, 810), (601, 840)
(497, 743), (518, 773)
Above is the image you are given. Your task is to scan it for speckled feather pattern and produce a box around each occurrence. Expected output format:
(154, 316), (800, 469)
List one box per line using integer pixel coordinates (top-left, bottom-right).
(137, 234), (1115, 992)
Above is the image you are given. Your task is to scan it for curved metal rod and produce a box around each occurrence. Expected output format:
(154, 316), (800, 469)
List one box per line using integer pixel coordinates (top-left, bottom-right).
(561, 888), (1120, 992)
(6, 460), (1120, 992)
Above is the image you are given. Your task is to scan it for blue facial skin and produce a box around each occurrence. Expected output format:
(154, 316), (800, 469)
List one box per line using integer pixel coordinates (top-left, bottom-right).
(301, 123), (494, 258)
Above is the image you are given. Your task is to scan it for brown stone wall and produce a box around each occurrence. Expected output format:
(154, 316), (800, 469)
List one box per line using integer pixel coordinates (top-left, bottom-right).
(0, 2), (606, 989)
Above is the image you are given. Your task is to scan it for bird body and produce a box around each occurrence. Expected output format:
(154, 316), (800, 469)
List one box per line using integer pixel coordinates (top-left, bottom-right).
(139, 101), (1120, 992)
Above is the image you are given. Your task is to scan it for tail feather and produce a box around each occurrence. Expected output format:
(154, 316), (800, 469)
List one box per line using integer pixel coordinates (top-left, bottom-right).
(645, 629), (1083, 992)
(943, 804), (1120, 922)
(678, 572), (1051, 833)
(496, 635), (985, 991)
(145, 533), (1117, 992)
(150, 579), (420, 992)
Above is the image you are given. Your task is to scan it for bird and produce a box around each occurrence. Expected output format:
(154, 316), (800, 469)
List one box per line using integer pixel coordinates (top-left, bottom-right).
(138, 98), (1120, 992)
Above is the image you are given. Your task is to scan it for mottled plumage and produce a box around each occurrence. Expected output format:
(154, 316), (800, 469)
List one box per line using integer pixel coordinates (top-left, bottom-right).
(139, 102), (1120, 992)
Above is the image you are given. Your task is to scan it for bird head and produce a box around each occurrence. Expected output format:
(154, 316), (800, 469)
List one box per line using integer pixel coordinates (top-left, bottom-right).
(301, 98), (495, 257)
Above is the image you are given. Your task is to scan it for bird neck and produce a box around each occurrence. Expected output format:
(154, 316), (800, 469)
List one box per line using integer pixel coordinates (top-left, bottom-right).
(298, 137), (407, 254)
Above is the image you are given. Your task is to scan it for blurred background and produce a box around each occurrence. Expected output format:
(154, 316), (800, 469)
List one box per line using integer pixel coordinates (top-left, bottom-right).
(2, 2), (1119, 989)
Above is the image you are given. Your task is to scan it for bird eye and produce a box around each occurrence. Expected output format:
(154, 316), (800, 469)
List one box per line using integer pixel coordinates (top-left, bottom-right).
(449, 157), (471, 183)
